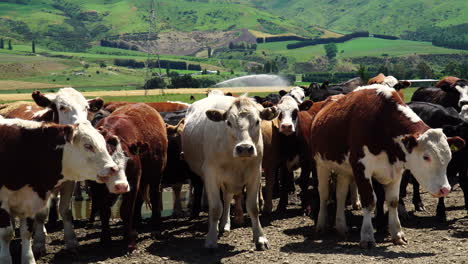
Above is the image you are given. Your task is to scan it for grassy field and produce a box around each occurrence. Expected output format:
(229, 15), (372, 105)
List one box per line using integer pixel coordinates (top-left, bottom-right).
(257, 37), (466, 62)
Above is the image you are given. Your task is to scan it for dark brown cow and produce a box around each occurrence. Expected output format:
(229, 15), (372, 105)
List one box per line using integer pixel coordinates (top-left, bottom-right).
(310, 84), (463, 248)
(92, 103), (168, 251)
(435, 76), (460, 88)
(412, 77), (468, 112)
(367, 73), (411, 101)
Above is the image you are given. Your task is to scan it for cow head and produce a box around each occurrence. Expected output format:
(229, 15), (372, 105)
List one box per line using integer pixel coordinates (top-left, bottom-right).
(438, 79), (468, 107)
(32, 88), (104, 124)
(62, 121), (120, 183)
(289, 86), (305, 103)
(206, 97), (279, 158)
(401, 129), (465, 197)
(276, 96), (313, 136)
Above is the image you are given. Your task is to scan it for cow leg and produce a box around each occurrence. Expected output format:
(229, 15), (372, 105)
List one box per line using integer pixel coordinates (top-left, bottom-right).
(411, 177), (425, 211)
(99, 195), (113, 244)
(220, 191), (234, 232)
(20, 218), (36, 264)
(277, 166), (292, 212)
(335, 173), (350, 236)
(349, 180), (361, 210)
(373, 180), (387, 235)
(204, 175), (222, 249)
(190, 172), (203, 218)
(398, 170), (411, 221)
(385, 179), (407, 245)
(436, 197), (447, 222)
(246, 169), (268, 251)
(459, 168), (468, 215)
(150, 182), (162, 227)
(316, 165), (330, 233)
(353, 163), (376, 248)
(172, 183), (184, 218)
(32, 208), (48, 257)
(121, 190), (139, 251)
(263, 167), (275, 215)
(232, 194), (244, 226)
(0, 208), (13, 264)
(59, 181), (78, 251)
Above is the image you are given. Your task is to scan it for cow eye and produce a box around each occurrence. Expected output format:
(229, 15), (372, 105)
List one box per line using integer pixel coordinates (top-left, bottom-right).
(59, 106), (69, 112)
(84, 144), (95, 152)
(292, 110), (298, 120)
(423, 155), (431, 162)
(256, 120), (260, 126)
(227, 121), (232, 127)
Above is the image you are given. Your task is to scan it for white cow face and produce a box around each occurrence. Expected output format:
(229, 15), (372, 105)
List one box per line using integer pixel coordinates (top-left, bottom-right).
(289, 86), (305, 103)
(32, 87), (104, 124)
(102, 135), (130, 194)
(277, 96), (299, 136)
(206, 97), (279, 158)
(455, 84), (468, 108)
(62, 121), (120, 182)
(402, 129), (464, 197)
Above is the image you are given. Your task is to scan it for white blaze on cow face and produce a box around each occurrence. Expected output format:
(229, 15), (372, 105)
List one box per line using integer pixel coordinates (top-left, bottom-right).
(206, 97), (278, 158)
(401, 129), (452, 197)
(105, 137), (130, 194)
(277, 96), (299, 136)
(289, 86), (305, 103)
(46, 88), (90, 124)
(62, 121), (119, 183)
(383, 76), (399, 88)
(455, 85), (468, 107)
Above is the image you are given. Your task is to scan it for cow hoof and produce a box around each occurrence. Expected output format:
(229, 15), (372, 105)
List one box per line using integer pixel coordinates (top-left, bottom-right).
(352, 201), (362, 210)
(436, 213), (447, 223)
(392, 237), (408, 245)
(255, 237), (269, 251)
(171, 210), (185, 218)
(359, 240), (376, 249)
(415, 203), (426, 212)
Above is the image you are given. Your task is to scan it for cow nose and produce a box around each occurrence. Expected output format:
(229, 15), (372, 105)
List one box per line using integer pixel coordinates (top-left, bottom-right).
(236, 144), (255, 156)
(110, 165), (119, 175)
(439, 186), (451, 197)
(114, 183), (130, 194)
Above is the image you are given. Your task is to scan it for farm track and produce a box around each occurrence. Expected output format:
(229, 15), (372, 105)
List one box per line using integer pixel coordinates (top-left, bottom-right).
(0, 87), (290, 101)
(25, 184), (468, 264)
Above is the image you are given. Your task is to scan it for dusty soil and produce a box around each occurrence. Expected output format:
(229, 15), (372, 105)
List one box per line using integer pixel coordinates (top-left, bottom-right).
(0, 86), (289, 101)
(0, 81), (64, 91)
(22, 183), (468, 264)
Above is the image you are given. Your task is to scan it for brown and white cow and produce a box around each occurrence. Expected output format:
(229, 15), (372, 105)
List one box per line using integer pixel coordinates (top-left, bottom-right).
(92, 103), (168, 251)
(0, 88), (112, 256)
(367, 73), (411, 101)
(0, 119), (119, 264)
(310, 84), (464, 248)
(182, 95), (278, 250)
(102, 101), (189, 114)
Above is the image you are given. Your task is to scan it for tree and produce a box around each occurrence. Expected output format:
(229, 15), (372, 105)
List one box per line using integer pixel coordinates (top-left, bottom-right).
(230, 69), (234, 75)
(357, 64), (369, 83)
(32, 40), (35, 53)
(324, 43), (337, 60)
(264, 61), (271, 73)
(207, 47), (212, 58)
(443, 62), (460, 76)
(271, 61), (279, 73)
(144, 77), (166, 89)
(416, 62), (434, 79)
(0, 38), (3, 49)
(216, 70), (220, 75)
(8, 39), (12, 50)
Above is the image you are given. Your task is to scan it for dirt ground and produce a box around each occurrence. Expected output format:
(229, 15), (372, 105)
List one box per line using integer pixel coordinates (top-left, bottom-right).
(19, 183), (468, 264)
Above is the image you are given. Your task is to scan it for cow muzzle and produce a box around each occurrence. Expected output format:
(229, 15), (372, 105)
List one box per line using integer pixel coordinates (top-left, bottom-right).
(113, 181), (130, 194)
(431, 185), (451, 198)
(235, 143), (256, 158)
(97, 165), (120, 183)
(280, 123), (294, 136)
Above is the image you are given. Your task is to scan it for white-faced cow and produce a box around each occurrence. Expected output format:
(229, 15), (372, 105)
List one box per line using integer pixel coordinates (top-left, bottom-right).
(310, 84), (464, 248)
(182, 95), (278, 250)
(412, 77), (468, 112)
(0, 88), (110, 256)
(0, 119), (119, 264)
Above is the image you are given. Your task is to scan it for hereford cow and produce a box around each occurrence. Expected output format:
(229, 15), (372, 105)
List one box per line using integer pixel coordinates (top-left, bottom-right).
(367, 73), (411, 101)
(103, 101), (189, 114)
(0, 119), (119, 264)
(0, 88), (108, 256)
(411, 77), (468, 112)
(182, 95), (278, 250)
(310, 84), (464, 248)
(92, 103), (167, 251)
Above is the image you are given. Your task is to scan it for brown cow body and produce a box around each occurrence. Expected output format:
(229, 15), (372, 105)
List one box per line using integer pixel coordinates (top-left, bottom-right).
(103, 101), (189, 114)
(310, 85), (459, 248)
(93, 103), (168, 251)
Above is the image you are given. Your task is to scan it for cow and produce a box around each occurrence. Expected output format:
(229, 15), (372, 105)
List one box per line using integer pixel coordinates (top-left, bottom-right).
(310, 84), (464, 248)
(396, 101), (468, 221)
(91, 103), (167, 251)
(0, 119), (119, 264)
(103, 101), (189, 114)
(182, 95), (279, 250)
(411, 77), (468, 112)
(0, 88), (107, 256)
(367, 73), (411, 101)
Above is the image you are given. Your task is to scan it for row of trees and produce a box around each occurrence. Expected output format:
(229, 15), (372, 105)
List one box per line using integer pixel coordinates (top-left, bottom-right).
(0, 38), (12, 50)
(144, 73), (218, 89)
(228, 42), (257, 50)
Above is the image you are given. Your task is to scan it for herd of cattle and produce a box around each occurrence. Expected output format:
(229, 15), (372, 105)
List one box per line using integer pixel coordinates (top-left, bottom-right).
(0, 74), (467, 263)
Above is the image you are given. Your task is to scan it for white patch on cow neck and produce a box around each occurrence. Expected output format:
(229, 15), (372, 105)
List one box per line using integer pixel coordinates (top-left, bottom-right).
(455, 85), (468, 107)
(354, 84), (394, 99)
(0, 186), (51, 218)
(0, 118), (43, 129)
(25, 106), (32, 113)
(289, 86), (305, 103)
(105, 138), (130, 193)
(167, 101), (190, 106)
(397, 104), (422, 123)
(359, 146), (404, 184)
(32, 108), (50, 119)
(460, 105), (468, 122)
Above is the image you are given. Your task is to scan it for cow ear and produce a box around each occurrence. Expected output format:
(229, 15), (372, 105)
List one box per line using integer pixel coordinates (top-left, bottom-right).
(394, 81), (412, 90)
(166, 124), (178, 136)
(279, 90), (288, 97)
(260, 106), (279, 121)
(253, 96), (263, 103)
(447, 136), (465, 153)
(32, 91), (52, 107)
(299, 100), (313, 111)
(261, 101), (274, 108)
(206, 109), (227, 122)
(402, 135), (418, 153)
(88, 98), (104, 112)
(129, 142), (149, 155)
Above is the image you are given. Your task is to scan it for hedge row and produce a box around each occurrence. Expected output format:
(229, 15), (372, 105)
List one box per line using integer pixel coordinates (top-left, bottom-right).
(373, 34), (399, 40)
(256, 35), (309, 43)
(287, 31), (369, 49)
(302, 72), (359, 83)
(114, 59), (200, 71)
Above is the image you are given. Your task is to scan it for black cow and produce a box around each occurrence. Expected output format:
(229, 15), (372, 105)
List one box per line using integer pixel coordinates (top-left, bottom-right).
(411, 79), (468, 112)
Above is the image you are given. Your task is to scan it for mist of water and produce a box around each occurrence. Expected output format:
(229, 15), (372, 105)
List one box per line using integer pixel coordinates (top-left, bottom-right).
(214, 74), (290, 87)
